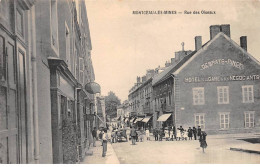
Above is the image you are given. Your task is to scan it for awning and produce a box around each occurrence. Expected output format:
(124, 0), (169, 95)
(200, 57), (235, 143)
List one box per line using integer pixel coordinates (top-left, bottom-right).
(134, 118), (144, 123)
(130, 118), (135, 123)
(142, 116), (152, 123)
(124, 118), (129, 123)
(157, 114), (172, 122)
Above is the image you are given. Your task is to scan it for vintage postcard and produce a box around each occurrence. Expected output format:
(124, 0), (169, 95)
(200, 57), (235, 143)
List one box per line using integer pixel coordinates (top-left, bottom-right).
(0, 0), (259, 164)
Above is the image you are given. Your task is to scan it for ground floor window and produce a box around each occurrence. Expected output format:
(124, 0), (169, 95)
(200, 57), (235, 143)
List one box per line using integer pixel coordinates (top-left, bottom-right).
(244, 111), (254, 128)
(219, 112), (229, 129)
(195, 113), (205, 129)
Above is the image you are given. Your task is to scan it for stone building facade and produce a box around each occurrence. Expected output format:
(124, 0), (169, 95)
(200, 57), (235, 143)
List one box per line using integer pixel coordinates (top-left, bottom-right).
(128, 24), (260, 135)
(173, 25), (260, 134)
(0, 0), (98, 164)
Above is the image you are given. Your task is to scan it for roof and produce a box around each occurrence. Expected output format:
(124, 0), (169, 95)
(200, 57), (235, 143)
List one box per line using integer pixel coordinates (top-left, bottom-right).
(152, 50), (197, 86)
(173, 32), (260, 75)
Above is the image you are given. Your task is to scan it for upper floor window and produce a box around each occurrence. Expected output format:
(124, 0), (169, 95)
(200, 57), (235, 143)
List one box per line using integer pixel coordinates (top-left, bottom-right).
(242, 85), (254, 103)
(217, 86), (229, 104)
(65, 22), (70, 69)
(51, 0), (59, 51)
(16, 9), (24, 36)
(193, 87), (205, 105)
(79, 58), (84, 84)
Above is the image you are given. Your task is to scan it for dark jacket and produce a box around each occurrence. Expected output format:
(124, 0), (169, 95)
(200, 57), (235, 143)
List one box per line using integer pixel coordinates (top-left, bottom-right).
(92, 129), (97, 138)
(197, 127), (202, 136)
(192, 128), (197, 134)
(188, 129), (193, 137)
(130, 129), (137, 137)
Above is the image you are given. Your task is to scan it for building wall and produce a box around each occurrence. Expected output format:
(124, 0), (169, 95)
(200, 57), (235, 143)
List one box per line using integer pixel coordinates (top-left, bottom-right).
(175, 34), (260, 134)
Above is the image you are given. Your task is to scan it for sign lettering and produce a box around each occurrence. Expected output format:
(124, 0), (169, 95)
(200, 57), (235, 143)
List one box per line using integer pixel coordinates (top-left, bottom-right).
(184, 75), (260, 83)
(200, 59), (244, 70)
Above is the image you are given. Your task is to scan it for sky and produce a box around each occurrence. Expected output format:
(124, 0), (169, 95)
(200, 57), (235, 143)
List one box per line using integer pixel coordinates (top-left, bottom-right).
(85, 0), (260, 101)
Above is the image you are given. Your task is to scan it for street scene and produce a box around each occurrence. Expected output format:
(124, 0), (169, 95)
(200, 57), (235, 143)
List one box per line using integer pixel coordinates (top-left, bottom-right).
(0, 0), (260, 164)
(82, 131), (260, 164)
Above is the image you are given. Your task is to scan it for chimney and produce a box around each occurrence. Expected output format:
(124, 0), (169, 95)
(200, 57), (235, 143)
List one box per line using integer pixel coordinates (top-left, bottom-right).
(220, 24), (230, 38)
(171, 58), (175, 64)
(240, 36), (247, 51)
(195, 36), (202, 51)
(210, 25), (220, 39)
(142, 76), (147, 83)
(137, 76), (141, 83)
(175, 52), (180, 62)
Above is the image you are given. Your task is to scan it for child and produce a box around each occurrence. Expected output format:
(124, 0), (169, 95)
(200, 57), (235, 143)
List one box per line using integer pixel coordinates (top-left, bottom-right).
(183, 130), (188, 140)
(146, 129), (150, 141)
(176, 128), (181, 141)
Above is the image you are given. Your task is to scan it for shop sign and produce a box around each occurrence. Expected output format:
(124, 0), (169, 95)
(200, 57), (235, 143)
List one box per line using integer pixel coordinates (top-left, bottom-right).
(184, 75), (260, 83)
(200, 59), (244, 70)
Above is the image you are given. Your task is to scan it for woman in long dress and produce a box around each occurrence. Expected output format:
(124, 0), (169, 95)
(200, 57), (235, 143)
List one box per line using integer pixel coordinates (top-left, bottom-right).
(199, 131), (208, 153)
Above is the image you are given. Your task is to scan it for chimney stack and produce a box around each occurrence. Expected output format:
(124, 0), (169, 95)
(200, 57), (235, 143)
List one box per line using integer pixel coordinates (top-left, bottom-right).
(240, 36), (247, 51)
(171, 58), (175, 64)
(195, 36), (202, 51)
(137, 76), (141, 83)
(210, 25), (221, 39)
(220, 24), (230, 38)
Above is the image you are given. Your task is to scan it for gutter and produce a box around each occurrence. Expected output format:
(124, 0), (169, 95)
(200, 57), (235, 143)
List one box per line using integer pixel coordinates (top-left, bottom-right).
(31, 5), (40, 163)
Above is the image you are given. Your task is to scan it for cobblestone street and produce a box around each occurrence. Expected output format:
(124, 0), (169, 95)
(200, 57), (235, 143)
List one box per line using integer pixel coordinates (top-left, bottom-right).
(82, 133), (260, 164)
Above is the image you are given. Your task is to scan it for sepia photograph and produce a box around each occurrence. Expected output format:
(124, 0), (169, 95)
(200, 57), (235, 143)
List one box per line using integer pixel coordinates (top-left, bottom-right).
(0, 0), (260, 164)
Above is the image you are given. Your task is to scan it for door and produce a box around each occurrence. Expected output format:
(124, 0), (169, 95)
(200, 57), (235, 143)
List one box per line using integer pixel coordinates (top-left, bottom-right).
(0, 32), (19, 164)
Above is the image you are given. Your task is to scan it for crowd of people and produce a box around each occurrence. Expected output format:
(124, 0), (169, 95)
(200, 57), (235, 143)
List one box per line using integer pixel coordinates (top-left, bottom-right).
(92, 125), (208, 157)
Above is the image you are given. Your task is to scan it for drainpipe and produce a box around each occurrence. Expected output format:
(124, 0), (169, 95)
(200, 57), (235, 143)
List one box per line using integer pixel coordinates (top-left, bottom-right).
(31, 5), (40, 163)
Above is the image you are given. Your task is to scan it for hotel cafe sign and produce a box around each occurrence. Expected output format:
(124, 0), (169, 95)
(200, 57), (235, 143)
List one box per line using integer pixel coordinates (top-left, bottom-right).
(184, 75), (260, 83)
(184, 59), (260, 83)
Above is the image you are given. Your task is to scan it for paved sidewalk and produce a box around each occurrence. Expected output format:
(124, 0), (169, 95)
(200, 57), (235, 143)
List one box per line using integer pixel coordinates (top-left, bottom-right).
(81, 140), (120, 164)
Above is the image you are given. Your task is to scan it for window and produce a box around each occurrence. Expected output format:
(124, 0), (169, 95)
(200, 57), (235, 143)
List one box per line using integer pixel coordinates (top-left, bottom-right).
(242, 85), (254, 103)
(168, 92), (171, 105)
(193, 87), (205, 105)
(16, 9), (24, 36)
(65, 22), (70, 69)
(74, 49), (78, 78)
(217, 86), (229, 104)
(244, 111), (254, 128)
(219, 112), (229, 129)
(79, 57), (84, 84)
(51, 0), (58, 51)
(195, 113), (205, 129)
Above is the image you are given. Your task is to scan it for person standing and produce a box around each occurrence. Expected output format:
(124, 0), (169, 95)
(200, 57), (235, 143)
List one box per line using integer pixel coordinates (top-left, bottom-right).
(146, 129), (150, 141)
(159, 128), (163, 141)
(197, 126), (202, 140)
(199, 131), (207, 153)
(172, 126), (176, 140)
(111, 130), (116, 143)
(153, 128), (158, 141)
(130, 126), (137, 145)
(177, 126), (184, 140)
(192, 127), (197, 140)
(92, 127), (97, 147)
(188, 127), (193, 140)
(102, 129), (108, 157)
